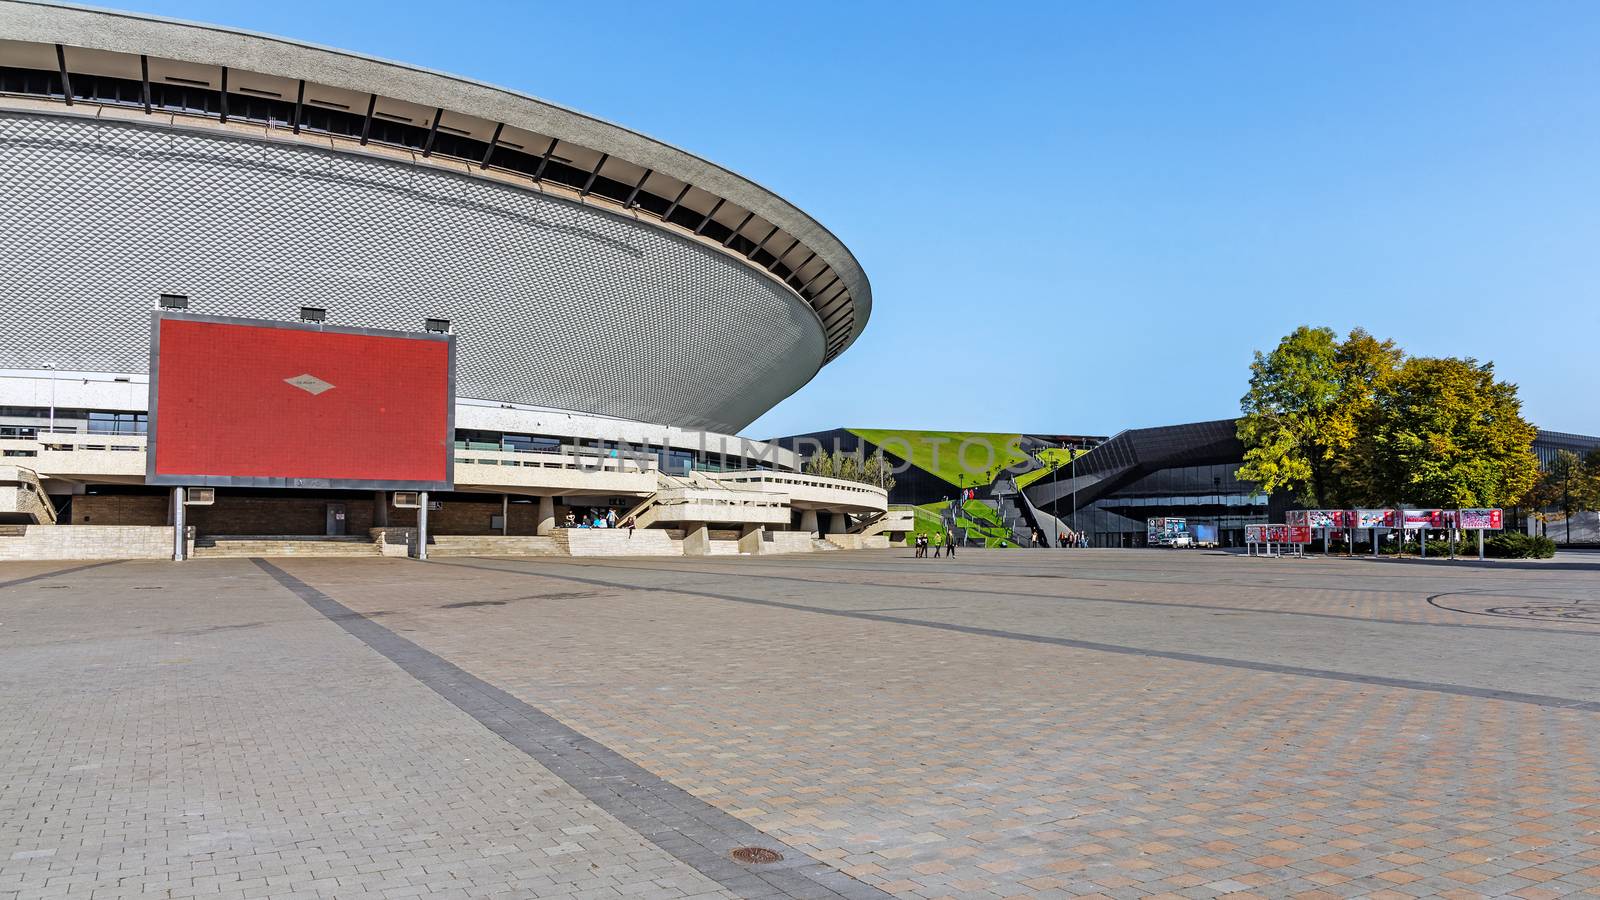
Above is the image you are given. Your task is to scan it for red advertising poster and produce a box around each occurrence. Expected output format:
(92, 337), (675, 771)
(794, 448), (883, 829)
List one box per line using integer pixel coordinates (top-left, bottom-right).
(1298, 509), (1352, 529)
(1265, 525), (1290, 543)
(1400, 509), (1445, 529)
(148, 314), (455, 489)
(1355, 509), (1394, 529)
(1456, 509), (1504, 530)
(1288, 525), (1312, 544)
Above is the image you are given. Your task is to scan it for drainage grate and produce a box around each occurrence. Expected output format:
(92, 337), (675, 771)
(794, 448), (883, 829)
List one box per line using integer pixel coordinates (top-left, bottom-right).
(731, 847), (783, 865)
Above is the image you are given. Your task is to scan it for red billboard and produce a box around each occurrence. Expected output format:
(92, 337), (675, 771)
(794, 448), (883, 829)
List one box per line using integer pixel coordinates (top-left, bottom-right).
(148, 314), (454, 489)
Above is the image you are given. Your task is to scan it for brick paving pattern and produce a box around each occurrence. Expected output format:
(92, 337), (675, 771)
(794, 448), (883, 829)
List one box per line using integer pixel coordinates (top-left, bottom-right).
(0, 560), (730, 900)
(4, 549), (1600, 898)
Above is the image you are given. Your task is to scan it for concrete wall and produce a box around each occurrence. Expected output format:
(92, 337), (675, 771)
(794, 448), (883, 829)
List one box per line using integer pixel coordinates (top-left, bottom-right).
(0, 525), (178, 560)
(0, 466), (57, 524)
(73, 494), (169, 526)
(72, 494), (587, 536)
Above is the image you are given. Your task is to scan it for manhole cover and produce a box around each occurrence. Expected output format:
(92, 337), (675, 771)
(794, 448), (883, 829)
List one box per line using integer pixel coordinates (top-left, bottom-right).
(731, 847), (783, 865)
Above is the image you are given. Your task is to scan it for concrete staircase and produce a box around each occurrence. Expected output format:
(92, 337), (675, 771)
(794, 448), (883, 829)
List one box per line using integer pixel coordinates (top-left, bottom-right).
(426, 535), (562, 557)
(554, 528), (683, 557)
(191, 535), (382, 558)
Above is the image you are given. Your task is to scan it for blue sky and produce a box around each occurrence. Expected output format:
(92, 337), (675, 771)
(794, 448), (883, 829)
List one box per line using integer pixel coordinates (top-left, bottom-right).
(105, 0), (1600, 439)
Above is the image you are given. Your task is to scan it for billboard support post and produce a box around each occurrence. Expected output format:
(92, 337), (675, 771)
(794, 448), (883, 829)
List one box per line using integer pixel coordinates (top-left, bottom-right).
(172, 486), (186, 562)
(417, 491), (429, 560)
(1479, 528), (1485, 560)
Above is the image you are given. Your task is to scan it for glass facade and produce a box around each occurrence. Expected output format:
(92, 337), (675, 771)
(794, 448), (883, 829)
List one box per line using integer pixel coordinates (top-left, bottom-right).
(1043, 463), (1269, 548)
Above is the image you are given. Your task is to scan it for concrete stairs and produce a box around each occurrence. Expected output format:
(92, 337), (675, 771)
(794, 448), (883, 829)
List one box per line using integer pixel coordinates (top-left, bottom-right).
(426, 535), (562, 557)
(823, 534), (891, 551)
(554, 528), (683, 557)
(761, 531), (818, 554)
(191, 535), (382, 558)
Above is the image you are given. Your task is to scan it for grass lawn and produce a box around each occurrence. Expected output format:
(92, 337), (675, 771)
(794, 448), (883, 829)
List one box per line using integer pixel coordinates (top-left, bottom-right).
(850, 429), (1031, 488)
(910, 499), (1015, 548)
(1013, 447), (1087, 489)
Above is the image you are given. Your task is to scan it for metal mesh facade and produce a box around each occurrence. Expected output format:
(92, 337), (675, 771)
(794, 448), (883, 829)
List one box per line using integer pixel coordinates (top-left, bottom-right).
(0, 112), (825, 433)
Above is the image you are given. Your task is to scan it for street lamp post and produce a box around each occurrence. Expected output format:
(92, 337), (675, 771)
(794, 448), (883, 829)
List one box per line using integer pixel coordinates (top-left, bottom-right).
(1050, 451), (1061, 547)
(1070, 441), (1078, 539)
(44, 363), (62, 435)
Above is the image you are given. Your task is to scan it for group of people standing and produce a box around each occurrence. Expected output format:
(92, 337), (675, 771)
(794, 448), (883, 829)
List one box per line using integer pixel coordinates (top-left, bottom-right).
(561, 508), (636, 535)
(913, 529), (958, 558)
(1027, 528), (1090, 548)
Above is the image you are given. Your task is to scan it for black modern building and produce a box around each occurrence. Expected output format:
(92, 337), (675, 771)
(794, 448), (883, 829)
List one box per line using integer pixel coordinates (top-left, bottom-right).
(1022, 419), (1600, 548)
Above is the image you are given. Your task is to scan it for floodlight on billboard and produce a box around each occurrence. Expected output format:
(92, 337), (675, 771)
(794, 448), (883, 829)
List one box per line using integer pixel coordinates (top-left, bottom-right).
(146, 313), (455, 490)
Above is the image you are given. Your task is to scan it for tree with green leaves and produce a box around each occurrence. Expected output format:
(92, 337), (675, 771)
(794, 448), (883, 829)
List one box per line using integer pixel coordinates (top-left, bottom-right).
(1525, 449), (1600, 544)
(1239, 327), (1537, 510)
(802, 450), (896, 492)
(1236, 326), (1400, 506)
(1361, 356), (1539, 509)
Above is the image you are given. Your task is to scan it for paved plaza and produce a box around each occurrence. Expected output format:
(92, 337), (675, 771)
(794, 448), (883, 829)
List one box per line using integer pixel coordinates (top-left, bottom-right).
(3, 550), (1600, 899)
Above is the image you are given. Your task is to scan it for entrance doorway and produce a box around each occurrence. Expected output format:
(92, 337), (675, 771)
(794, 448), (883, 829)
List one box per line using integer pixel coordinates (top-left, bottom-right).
(325, 502), (347, 536)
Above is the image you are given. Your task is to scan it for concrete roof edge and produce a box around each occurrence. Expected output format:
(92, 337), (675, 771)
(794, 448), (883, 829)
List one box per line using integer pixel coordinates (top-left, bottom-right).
(0, 0), (872, 357)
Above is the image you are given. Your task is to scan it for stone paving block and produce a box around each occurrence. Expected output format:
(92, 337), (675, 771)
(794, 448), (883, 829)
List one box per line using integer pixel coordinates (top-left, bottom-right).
(7, 551), (1600, 898)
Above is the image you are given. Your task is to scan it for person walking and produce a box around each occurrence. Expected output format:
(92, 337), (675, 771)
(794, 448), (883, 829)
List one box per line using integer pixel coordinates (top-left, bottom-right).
(621, 514), (635, 538)
(606, 508), (618, 528)
(932, 531), (943, 558)
(944, 529), (957, 557)
(914, 533), (925, 558)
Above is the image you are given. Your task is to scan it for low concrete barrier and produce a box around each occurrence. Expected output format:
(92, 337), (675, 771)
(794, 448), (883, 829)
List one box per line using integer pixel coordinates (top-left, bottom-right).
(0, 525), (183, 560)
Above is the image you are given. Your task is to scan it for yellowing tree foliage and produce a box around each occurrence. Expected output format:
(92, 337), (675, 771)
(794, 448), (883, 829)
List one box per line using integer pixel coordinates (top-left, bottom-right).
(1238, 327), (1538, 509)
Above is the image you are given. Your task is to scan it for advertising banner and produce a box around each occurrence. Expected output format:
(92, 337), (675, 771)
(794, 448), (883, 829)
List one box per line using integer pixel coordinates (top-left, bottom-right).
(1400, 509), (1445, 530)
(1455, 508), (1504, 530)
(1355, 509), (1394, 529)
(1264, 525), (1290, 543)
(1291, 509), (1352, 529)
(148, 313), (455, 489)
(1245, 524), (1265, 543)
(1147, 517), (1187, 544)
(1287, 525), (1312, 544)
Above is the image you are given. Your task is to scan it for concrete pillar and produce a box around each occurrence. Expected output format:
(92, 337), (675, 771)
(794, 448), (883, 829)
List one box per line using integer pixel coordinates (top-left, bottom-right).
(799, 509), (819, 536)
(417, 491), (429, 560)
(738, 523), (765, 555)
(682, 523), (709, 556)
(536, 495), (556, 535)
(502, 494), (510, 535)
(373, 491), (388, 527)
(172, 486), (186, 562)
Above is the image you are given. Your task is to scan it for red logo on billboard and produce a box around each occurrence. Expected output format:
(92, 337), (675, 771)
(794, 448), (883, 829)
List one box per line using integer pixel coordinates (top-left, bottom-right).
(148, 315), (454, 488)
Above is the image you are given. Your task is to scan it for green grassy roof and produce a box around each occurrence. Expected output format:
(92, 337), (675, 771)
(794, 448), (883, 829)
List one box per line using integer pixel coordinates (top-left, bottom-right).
(849, 429), (1032, 488)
